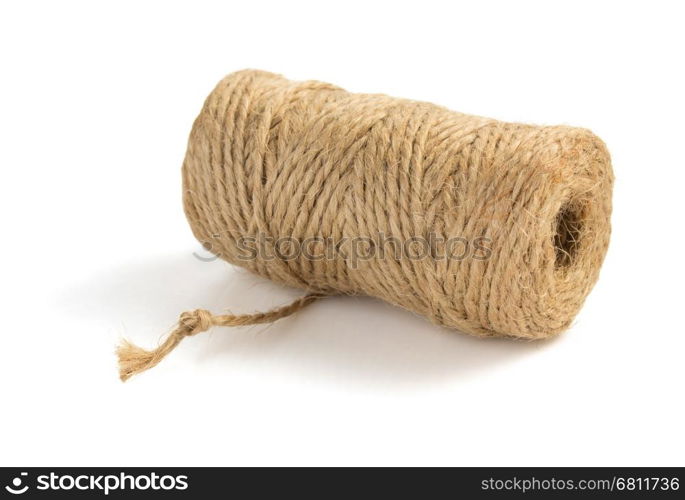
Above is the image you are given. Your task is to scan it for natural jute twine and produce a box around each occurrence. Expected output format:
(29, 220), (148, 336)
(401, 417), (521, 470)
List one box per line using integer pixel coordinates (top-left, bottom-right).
(117, 69), (613, 381)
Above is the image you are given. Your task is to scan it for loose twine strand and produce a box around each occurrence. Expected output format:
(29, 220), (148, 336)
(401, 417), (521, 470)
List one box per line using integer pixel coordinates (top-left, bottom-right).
(117, 293), (322, 381)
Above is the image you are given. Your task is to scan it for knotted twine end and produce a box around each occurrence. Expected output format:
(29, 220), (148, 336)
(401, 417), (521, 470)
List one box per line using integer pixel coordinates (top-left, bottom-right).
(116, 293), (323, 381)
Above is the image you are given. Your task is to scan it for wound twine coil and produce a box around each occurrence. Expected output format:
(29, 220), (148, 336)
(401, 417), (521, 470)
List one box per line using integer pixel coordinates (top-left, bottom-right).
(117, 69), (613, 381)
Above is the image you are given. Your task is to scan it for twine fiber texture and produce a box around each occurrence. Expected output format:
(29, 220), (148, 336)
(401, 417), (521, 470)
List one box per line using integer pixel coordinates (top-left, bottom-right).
(117, 69), (613, 380)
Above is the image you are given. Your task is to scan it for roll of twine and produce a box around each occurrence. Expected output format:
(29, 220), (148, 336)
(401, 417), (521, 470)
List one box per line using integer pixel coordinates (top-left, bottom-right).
(117, 69), (613, 381)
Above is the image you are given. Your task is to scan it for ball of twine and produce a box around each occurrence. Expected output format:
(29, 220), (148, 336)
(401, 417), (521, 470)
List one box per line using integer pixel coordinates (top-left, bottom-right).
(117, 69), (613, 380)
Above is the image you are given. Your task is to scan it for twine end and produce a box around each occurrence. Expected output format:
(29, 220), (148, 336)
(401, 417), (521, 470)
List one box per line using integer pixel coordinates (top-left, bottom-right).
(116, 339), (157, 382)
(115, 295), (321, 381)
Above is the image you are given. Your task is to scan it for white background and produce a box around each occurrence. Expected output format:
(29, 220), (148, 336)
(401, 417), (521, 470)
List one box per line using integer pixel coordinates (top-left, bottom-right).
(1, 1), (683, 466)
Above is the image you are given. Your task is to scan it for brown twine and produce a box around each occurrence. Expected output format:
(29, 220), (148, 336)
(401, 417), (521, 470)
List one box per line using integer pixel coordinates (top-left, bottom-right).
(117, 69), (613, 380)
(118, 293), (322, 381)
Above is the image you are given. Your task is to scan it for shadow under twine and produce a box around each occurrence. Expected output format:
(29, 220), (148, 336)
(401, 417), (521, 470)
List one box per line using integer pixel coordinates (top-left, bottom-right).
(59, 249), (551, 387)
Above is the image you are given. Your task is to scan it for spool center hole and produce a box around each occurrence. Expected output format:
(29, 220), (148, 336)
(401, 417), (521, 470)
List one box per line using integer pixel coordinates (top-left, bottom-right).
(554, 202), (583, 269)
